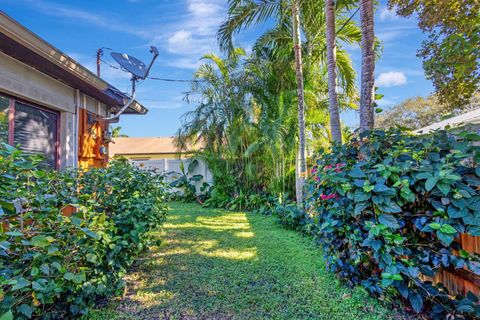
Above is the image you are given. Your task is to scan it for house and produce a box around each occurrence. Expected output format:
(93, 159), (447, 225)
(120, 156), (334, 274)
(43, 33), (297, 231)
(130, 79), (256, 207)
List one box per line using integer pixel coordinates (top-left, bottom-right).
(109, 137), (212, 183)
(0, 12), (147, 169)
(415, 108), (480, 134)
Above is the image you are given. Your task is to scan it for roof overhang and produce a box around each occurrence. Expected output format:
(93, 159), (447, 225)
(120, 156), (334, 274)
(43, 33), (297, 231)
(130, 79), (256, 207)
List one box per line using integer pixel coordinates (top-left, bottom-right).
(415, 108), (480, 134)
(0, 12), (148, 115)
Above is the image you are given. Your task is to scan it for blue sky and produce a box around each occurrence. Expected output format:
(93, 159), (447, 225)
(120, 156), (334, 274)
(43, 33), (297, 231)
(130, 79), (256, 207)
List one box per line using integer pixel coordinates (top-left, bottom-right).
(2, 0), (433, 137)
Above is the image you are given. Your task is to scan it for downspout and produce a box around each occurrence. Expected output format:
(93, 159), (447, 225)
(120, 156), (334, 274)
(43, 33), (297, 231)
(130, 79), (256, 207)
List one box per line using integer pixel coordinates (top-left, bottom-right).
(73, 89), (80, 168)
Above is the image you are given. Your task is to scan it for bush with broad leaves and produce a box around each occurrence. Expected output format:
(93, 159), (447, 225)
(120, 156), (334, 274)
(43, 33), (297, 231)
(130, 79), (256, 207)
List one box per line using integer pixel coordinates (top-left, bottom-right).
(306, 129), (480, 319)
(0, 144), (168, 319)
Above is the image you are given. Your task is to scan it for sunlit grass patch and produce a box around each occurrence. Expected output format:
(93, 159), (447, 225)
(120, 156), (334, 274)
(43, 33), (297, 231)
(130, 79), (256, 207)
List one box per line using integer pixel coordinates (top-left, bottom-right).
(87, 202), (396, 320)
(234, 231), (255, 238)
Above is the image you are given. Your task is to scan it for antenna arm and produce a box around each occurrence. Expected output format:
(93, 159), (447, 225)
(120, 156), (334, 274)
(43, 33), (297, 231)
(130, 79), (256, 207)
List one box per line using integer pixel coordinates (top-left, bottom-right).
(143, 46), (159, 79)
(102, 88), (136, 121)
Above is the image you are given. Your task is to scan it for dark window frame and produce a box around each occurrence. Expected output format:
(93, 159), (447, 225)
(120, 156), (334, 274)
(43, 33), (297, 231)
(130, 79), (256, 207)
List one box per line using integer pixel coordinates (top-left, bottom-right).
(1, 92), (60, 169)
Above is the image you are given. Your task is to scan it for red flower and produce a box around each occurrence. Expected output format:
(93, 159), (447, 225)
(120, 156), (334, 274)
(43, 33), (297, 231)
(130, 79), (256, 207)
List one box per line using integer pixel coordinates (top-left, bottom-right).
(320, 193), (337, 200)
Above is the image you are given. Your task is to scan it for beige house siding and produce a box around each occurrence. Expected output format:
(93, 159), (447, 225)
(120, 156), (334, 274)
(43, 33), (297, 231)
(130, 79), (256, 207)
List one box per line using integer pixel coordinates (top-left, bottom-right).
(0, 51), (111, 170)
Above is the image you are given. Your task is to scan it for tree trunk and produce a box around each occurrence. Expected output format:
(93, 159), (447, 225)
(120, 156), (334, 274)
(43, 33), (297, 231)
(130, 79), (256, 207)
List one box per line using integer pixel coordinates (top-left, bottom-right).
(359, 0), (375, 133)
(291, 0), (306, 207)
(325, 0), (342, 143)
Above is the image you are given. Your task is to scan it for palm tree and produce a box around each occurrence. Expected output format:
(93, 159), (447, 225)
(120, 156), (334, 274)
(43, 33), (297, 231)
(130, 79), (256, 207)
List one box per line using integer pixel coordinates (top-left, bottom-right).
(219, 0), (307, 205)
(291, 0), (307, 205)
(359, 0), (375, 132)
(325, 0), (342, 142)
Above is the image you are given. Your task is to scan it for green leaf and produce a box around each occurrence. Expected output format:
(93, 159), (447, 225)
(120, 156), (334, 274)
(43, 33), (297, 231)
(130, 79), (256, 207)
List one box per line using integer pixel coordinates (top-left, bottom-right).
(17, 304), (32, 318)
(0, 310), (13, 320)
(409, 292), (423, 313)
(425, 176), (439, 191)
(378, 199), (402, 213)
(5, 231), (23, 236)
(31, 266), (39, 276)
(354, 202), (369, 216)
(416, 172), (432, 180)
(428, 223), (442, 230)
(32, 279), (47, 291)
(373, 183), (390, 193)
(30, 235), (54, 248)
(456, 304), (475, 314)
(81, 228), (100, 240)
(437, 183), (451, 195)
(11, 277), (30, 290)
(391, 274), (403, 281)
(64, 272), (85, 284)
(440, 224), (457, 234)
(378, 214), (400, 229)
(349, 167), (366, 178)
(436, 230), (454, 246)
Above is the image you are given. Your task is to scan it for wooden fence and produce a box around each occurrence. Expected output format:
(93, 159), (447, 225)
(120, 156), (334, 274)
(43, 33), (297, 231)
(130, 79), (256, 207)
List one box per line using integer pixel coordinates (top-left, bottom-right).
(431, 234), (480, 298)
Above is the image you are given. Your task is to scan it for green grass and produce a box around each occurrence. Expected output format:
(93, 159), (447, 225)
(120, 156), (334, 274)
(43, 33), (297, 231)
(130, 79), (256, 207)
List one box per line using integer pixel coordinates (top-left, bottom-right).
(88, 202), (394, 320)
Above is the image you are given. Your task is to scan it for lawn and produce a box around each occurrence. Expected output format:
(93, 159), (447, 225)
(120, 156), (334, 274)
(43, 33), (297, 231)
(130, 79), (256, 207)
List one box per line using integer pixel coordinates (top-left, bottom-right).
(88, 202), (394, 320)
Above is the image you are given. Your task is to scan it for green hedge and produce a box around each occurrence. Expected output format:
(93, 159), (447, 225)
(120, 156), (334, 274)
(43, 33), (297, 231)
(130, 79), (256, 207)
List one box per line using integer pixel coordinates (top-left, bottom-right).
(306, 129), (480, 319)
(0, 144), (168, 319)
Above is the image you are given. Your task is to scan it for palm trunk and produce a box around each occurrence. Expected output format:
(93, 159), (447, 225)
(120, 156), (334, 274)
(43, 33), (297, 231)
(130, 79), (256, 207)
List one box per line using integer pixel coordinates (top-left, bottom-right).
(359, 0), (375, 133)
(325, 0), (342, 143)
(291, 0), (306, 207)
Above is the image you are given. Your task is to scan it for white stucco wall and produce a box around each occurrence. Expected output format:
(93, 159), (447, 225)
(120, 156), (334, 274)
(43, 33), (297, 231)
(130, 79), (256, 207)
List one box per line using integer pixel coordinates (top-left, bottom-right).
(130, 158), (213, 194)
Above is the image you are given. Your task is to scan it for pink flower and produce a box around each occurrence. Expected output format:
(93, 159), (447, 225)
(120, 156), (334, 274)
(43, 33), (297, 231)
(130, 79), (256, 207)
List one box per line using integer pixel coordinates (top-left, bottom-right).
(320, 193), (337, 200)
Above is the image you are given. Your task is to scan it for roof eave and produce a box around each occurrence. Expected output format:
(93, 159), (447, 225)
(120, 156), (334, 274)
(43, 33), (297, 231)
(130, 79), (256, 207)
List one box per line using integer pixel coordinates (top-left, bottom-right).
(0, 11), (149, 116)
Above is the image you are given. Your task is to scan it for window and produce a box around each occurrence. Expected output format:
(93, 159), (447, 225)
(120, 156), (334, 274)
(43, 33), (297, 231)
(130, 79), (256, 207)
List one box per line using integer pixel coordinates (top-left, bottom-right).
(0, 93), (59, 168)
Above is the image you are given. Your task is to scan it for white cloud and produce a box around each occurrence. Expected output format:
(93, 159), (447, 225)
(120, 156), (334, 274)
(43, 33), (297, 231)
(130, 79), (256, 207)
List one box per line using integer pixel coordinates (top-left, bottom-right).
(379, 6), (399, 21)
(68, 52), (131, 91)
(158, 0), (225, 67)
(376, 71), (407, 87)
(27, 0), (226, 71)
(26, 0), (152, 38)
(164, 58), (202, 70)
(188, 1), (221, 16)
(167, 30), (192, 52)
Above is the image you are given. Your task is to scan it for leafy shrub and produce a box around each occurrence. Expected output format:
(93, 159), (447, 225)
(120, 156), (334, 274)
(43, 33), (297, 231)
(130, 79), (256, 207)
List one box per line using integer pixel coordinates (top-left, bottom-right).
(306, 129), (480, 319)
(0, 144), (167, 319)
(168, 159), (210, 203)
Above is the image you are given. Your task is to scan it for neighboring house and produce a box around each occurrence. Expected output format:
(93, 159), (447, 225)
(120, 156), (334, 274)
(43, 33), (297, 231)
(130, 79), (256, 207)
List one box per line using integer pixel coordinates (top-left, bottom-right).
(415, 108), (480, 134)
(0, 12), (147, 169)
(109, 137), (212, 183)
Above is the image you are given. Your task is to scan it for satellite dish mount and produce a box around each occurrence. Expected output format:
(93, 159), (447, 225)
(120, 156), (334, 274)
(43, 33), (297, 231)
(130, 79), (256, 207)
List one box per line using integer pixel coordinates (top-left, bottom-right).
(103, 46), (159, 120)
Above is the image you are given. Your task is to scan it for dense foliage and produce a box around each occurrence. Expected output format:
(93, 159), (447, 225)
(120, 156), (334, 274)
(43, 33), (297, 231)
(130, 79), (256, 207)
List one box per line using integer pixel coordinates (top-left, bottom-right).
(306, 129), (480, 318)
(375, 94), (480, 130)
(0, 144), (167, 319)
(177, 0), (361, 201)
(388, 0), (480, 109)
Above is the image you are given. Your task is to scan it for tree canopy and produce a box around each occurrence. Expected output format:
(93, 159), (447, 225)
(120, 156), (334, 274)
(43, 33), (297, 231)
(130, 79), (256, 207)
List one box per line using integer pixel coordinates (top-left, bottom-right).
(388, 0), (480, 110)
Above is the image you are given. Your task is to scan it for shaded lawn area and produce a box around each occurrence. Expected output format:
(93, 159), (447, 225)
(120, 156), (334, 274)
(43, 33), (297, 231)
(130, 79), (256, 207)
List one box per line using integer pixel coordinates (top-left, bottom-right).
(88, 202), (394, 320)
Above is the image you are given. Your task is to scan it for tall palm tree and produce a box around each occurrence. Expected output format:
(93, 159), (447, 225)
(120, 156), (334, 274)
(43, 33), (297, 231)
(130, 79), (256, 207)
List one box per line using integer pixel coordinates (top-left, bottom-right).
(291, 0), (307, 205)
(325, 0), (342, 142)
(218, 0), (307, 205)
(359, 0), (375, 132)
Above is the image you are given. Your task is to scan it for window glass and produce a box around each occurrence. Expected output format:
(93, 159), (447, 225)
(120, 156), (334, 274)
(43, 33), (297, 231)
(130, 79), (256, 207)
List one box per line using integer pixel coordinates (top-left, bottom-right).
(13, 101), (58, 168)
(0, 95), (9, 144)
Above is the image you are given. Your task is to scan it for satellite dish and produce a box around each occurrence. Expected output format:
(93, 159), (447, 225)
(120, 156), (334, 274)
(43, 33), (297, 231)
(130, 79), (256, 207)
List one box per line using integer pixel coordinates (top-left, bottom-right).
(110, 46), (159, 80)
(103, 46), (159, 121)
(111, 52), (148, 79)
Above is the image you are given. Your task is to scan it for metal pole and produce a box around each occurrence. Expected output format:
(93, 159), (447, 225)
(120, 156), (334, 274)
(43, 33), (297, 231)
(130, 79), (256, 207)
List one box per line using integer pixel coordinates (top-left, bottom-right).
(96, 48), (103, 77)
